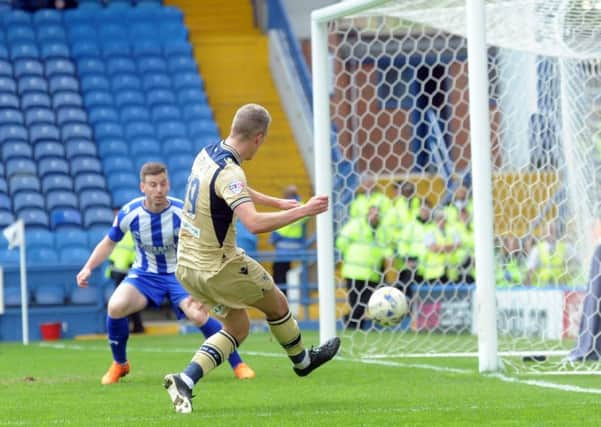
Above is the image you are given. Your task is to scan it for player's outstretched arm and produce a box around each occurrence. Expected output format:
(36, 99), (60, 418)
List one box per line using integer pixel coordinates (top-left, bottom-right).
(76, 236), (117, 288)
(235, 195), (328, 234)
(247, 186), (300, 210)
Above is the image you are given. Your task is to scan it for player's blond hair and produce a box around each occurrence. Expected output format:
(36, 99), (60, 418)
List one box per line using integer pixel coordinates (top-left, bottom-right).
(140, 162), (168, 182)
(231, 103), (272, 139)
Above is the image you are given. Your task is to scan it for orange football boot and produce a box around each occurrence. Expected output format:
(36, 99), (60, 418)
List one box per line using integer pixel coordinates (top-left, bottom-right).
(233, 362), (256, 380)
(101, 361), (130, 385)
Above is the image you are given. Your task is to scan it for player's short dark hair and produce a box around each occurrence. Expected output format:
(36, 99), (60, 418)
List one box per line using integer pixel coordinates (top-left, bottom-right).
(140, 162), (168, 182)
(231, 103), (272, 139)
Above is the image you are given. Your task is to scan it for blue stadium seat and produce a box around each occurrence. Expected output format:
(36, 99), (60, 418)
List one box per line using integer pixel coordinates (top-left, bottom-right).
(0, 59), (12, 77)
(64, 8), (97, 27)
(13, 59), (43, 77)
(97, 4), (131, 24)
(161, 137), (193, 155)
(68, 24), (96, 43)
(177, 88), (208, 106)
(70, 286), (99, 305)
(130, 137), (161, 156)
(0, 108), (23, 125)
(87, 224), (108, 247)
(102, 156), (135, 175)
(51, 207), (82, 228)
(18, 207), (49, 228)
(163, 40), (192, 58)
(14, 191), (44, 214)
(0, 124), (28, 142)
(38, 158), (69, 178)
(137, 56), (167, 74)
(3, 10), (31, 26)
(0, 46), (8, 61)
(37, 25), (67, 43)
(6, 25), (36, 44)
(193, 135), (216, 152)
(84, 90), (113, 108)
(17, 76), (48, 95)
(102, 41), (130, 58)
(29, 124), (60, 144)
(0, 209), (15, 227)
(76, 58), (105, 75)
(70, 156), (102, 176)
(0, 177), (8, 194)
(25, 107), (55, 126)
(0, 76), (17, 93)
(106, 172), (138, 190)
(98, 24), (126, 42)
(120, 105), (150, 122)
(83, 207), (114, 228)
(74, 173), (106, 192)
(188, 120), (219, 139)
(25, 227), (54, 248)
(126, 4), (156, 22)
(62, 123), (93, 141)
(159, 23), (188, 41)
(6, 158), (36, 177)
(129, 23), (155, 40)
(114, 90), (144, 108)
(55, 226), (88, 250)
(111, 188), (140, 207)
(158, 6), (184, 24)
(0, 252), (19, 268)
(146, 89), (176, 106)
(56, 107), (87, 126)
(65, 139), (96, 160)
(33, 9), (62, 26)
(88, 106), (118, 124)
(40, 42), (70, 60)
(45, 58), (76, 77)
(71, 41), (101, 59)
(79, 189), (111, 211)
(1, 141), (32, 162)
(133, 154), (162, 172)
(46, 190), (78, 211)
(172, 72), (203, 91)
(34, 284), (65, 303)
(0, 193), (11, 212)
(143, 73), (171, 91)
(111, 74), (142, 92)
(10, 43), (40, 61)
(106, 57), (136, 75)
(81, 75), (110, 93)
(125, 121), (154, 139)
(34, 141), (65, 161)
(0, 93), (19, 109)
(132, 41), (161, 57)
(167, 154), (193, 172)
(182, 104), (213, 121)
(21, 92), (51, 110)
(97, 138), (128, 157)
(94, 122), (124, 140)
(42, 174), (72, 193)
(157, 121), (187, 140)
(49, 75), (79, 94)
(59, 245), (90, 265)
(52, 92), (84, 109)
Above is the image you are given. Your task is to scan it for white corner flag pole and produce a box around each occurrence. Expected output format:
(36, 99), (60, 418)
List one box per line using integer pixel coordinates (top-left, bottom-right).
(19, 219), (29, 345)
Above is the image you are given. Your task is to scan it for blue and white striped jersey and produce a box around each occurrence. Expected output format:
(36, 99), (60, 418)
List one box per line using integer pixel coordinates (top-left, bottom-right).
(108, 196), (184, 274)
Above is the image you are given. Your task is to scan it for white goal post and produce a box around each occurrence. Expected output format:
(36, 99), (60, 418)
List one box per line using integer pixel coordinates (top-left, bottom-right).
(312, 0), (601, 374)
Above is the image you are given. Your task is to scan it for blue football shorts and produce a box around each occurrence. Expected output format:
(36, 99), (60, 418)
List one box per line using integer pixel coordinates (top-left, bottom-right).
(122, 269), (188, 320)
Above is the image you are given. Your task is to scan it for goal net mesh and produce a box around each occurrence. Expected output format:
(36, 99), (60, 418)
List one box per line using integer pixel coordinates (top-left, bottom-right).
(326, 0), (601, 373)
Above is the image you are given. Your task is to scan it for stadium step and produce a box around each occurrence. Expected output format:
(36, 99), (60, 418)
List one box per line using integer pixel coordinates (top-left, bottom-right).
(167, 0), (312, 252)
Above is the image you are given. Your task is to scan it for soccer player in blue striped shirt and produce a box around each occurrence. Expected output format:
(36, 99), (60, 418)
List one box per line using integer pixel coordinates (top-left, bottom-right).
(76, 162), (255, 384)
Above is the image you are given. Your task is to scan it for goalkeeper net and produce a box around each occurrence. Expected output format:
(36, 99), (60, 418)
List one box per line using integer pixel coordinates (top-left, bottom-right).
(313, 0), (601, 373)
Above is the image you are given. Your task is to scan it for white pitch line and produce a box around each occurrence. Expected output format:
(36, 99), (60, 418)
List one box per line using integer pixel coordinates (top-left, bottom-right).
(38, 342), (601, 394)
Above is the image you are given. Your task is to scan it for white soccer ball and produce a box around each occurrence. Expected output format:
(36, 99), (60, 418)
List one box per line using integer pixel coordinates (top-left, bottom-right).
(366, 286), (409, 327)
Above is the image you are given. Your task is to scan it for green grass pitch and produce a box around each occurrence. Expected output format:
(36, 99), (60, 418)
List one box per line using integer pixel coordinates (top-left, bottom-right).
(1, 331), (600, 426)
